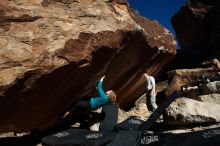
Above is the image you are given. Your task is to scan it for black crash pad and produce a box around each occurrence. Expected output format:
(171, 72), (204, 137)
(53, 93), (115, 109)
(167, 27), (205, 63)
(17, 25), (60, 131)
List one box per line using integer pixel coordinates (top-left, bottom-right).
(99, 103), (118, 131)
(139, 127), (220, 146)
(106, 130), (142, 146)
(41, 128), (117, 146)
(115, 116), (144, 131)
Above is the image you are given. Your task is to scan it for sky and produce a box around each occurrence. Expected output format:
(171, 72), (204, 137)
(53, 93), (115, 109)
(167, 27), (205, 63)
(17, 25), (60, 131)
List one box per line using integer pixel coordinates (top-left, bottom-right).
(128, 0), (187, 38)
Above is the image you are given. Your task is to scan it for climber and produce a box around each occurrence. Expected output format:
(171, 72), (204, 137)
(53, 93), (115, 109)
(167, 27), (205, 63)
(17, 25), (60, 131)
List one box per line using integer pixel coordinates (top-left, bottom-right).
(143, 73), (158, 111)
(62, 75), (117, 119)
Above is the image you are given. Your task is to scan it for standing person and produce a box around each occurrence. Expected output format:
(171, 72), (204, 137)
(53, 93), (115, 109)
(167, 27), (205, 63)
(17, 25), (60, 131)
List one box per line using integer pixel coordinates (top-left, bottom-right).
(62, 75), (117, 119)
(143, 73), (158, 111)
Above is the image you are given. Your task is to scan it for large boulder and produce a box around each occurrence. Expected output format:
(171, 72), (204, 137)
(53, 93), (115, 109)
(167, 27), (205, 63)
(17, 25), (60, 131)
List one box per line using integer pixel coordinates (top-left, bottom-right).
(166, 97), (220, 125)
(181, 81), (220, 101)
(200, 81), (220, 94)
(0, 0), (176, 132)
(165, 68), (220, 125)
(172, 0), (220, 59)
(198, 94), (220, 104)
(166, 68), (220, 96)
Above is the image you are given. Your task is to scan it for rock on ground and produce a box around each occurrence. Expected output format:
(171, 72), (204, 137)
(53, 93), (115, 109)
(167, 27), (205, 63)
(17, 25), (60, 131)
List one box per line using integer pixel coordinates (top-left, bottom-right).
(166, 97), (220, 125)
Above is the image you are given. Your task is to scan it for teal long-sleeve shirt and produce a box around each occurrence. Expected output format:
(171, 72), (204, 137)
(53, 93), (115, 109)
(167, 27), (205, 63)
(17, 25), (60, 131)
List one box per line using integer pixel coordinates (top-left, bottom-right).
(90, 80), (109, 110)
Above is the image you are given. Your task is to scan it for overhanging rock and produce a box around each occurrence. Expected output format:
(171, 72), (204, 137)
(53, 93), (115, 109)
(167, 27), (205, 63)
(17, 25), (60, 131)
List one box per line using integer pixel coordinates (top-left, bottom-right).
(0, 0), (176, 132)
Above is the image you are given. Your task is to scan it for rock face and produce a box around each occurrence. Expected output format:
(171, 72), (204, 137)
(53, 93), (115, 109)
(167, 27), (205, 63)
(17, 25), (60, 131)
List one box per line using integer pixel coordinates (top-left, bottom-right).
(165, 68), (220, 125)
(171, 0), (220, 59)
(198, 94), (220, 104)
(0, 0), (176, 132)
(166, 97), (220, 125)
(167, 0), (220, 125)
(183, 81), (220, 103)
(200, 81), (220, 94)
(166, 68), (220, 96)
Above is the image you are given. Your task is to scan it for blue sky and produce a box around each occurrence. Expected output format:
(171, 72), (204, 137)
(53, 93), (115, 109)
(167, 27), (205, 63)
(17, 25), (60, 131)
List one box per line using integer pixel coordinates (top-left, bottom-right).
(128, 0), (187, 36)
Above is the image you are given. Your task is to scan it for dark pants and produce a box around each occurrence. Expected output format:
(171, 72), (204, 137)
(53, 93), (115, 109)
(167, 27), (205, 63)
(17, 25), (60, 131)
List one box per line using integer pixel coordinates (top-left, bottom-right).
(61, 100), (91, 127)
(70, 100), (92, 115)
(66, 100), (104, 129)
